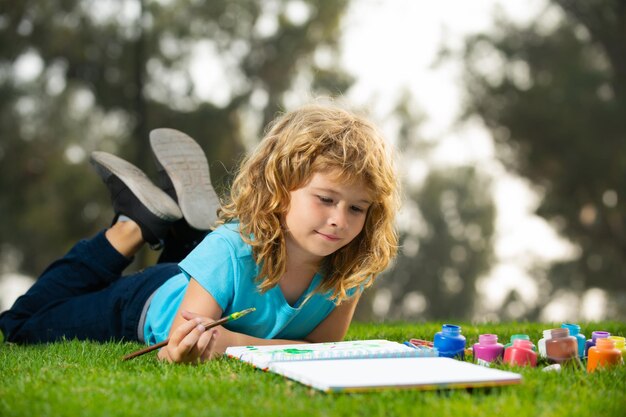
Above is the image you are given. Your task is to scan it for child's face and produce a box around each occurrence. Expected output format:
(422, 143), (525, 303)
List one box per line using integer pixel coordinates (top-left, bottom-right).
(283, 171), (373, 264)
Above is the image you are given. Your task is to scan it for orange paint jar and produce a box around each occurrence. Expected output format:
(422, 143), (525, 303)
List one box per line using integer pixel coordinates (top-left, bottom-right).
(587, 338), (623, 372)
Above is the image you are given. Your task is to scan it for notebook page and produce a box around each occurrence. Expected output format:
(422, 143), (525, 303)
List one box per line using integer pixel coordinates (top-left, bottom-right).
(269, 357), (522, 392)
(224, 339), (436, 369)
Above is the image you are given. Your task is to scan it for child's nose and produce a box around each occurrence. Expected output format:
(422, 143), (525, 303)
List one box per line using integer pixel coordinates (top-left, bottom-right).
(329, 208), (349, 229)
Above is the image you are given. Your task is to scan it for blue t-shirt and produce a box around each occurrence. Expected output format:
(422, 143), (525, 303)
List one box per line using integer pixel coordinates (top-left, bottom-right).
(143, 223), (342, 345)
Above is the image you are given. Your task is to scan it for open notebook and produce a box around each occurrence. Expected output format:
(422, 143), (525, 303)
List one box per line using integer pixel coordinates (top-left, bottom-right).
(225, 339), (437, 370)
(224, 340), (521, 393)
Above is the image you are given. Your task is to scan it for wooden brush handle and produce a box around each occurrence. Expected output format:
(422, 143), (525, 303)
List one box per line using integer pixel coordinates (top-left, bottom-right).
(122, 316), (229, 361)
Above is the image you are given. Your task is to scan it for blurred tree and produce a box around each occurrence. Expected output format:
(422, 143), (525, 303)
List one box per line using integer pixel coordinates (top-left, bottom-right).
(459, 0), (626, 317)
(382, 167), (496, 321)
(0, 0), (353, 276)
(355, 94), (496, 321)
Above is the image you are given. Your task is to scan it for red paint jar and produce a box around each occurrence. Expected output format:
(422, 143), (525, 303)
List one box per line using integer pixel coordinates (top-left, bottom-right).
(503, 339), (537, 367)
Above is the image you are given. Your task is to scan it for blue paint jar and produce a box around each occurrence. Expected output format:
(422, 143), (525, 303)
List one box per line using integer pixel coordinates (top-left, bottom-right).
(434, 324), (466, 359)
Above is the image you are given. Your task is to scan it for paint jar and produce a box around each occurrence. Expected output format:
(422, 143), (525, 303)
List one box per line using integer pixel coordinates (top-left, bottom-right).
(584, 331), (610, 358)
(503, 339), (537, 367)
(504, 334), (536, 351)
(587, 338), (623, 372)
(561, 323), (585, 359)
(539, 328), (578, 364)
(434, 324), (466, 359)
(609, 336), (626, 361)
(473, 334), (504, 366)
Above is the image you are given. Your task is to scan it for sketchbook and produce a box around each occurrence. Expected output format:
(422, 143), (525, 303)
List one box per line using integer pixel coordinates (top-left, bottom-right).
(224, 340), (521, 392)
(224, 339), (437, 370)
(270, 356), (522, 393)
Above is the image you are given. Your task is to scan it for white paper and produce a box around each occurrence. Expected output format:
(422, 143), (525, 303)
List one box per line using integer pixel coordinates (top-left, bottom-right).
(269, 357), (522, 392)
(225, 339), (436, 369)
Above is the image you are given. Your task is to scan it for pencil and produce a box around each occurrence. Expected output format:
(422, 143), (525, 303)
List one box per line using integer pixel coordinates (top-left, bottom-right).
(122, 307), (256, 361)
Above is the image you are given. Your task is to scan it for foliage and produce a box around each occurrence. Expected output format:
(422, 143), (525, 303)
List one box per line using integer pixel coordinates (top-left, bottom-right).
(0, 0), (353, 275)
(2, 1), (500, 323)
(1, 321), (625, 417)
(367, 166), (496, 321)
(356, 94), (496, 321)
(459, 0), (626, 317)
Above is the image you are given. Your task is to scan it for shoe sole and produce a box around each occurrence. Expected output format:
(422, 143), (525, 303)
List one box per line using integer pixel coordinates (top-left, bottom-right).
(149, 128), (219, 230)
(90, 151), (182, 221)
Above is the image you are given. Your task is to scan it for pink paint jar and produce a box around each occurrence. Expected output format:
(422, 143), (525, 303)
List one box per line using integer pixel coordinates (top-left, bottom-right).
(503, 339), (537, 367)
(473, 334), (504, 366)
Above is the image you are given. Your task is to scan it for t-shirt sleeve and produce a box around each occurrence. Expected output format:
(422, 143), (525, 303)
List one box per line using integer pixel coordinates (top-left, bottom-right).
(177, 233), (236, 311)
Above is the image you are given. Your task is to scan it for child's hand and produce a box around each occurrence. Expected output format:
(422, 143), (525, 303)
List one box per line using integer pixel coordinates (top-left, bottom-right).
(157, 314), (219, 364)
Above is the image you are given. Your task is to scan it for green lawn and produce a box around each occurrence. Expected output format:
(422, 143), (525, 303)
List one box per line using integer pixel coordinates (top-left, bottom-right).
(1, 321), (625, 417)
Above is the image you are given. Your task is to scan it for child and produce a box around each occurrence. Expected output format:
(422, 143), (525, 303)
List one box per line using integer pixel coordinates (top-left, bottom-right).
(0, 103), (400, 363)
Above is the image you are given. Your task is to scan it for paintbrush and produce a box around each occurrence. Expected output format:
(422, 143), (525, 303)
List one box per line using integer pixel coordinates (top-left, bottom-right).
(409, 338), (434, 347)
(122, 307), (256, 361)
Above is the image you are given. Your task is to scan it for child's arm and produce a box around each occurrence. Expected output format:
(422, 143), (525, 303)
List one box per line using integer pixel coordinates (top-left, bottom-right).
(158, 279), (361, 363)
(303, 292), (361, 342)
(157, 278), (223, 363)
(192, 291), (361, 350)
(157, 278), (305, 363)
(179, 294), (360, 355)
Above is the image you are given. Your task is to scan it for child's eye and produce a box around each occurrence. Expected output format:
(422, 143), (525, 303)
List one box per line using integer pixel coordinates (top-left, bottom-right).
(317, 195), (333, 204)
(350, 205), (365, 213)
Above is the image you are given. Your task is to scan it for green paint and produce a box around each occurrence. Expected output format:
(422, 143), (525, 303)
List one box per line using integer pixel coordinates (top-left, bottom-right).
(281, 348), (314, 355)
(229, 307), (256, 320)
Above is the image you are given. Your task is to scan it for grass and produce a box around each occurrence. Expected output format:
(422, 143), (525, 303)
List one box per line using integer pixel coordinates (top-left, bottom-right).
(1, 321), (625, 417)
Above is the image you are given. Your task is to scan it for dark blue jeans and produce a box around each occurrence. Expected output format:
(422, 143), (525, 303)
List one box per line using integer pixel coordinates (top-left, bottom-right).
(0, 231), (179, 344)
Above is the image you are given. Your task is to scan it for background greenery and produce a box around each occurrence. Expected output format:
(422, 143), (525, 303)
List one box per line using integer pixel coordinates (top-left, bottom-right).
(1, 321), (625, 417)
(455, 0), (626, 320)
(1, 0), (625, 321)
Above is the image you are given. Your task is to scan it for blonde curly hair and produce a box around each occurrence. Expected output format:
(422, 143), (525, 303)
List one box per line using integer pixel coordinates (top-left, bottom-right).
(218, 103), (400, 304)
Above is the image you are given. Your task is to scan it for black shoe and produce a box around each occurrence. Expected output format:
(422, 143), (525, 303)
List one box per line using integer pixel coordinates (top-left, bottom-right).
(90, 151), (183, 247)
(157, 219), (210, 264)
(149, 128), (219, 230)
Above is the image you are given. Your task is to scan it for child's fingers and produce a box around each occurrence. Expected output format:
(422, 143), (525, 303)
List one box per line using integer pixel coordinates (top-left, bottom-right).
(184, 327), (213, 361)
(178, 323), (206, 353)
(168, 320), (206, 362)
(197, 329), (218, 360)
(183, 328), (218, 363)
(180, 311), (217, 334)
(169, 317), (203, 345)
(199, 329), (219, 361)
